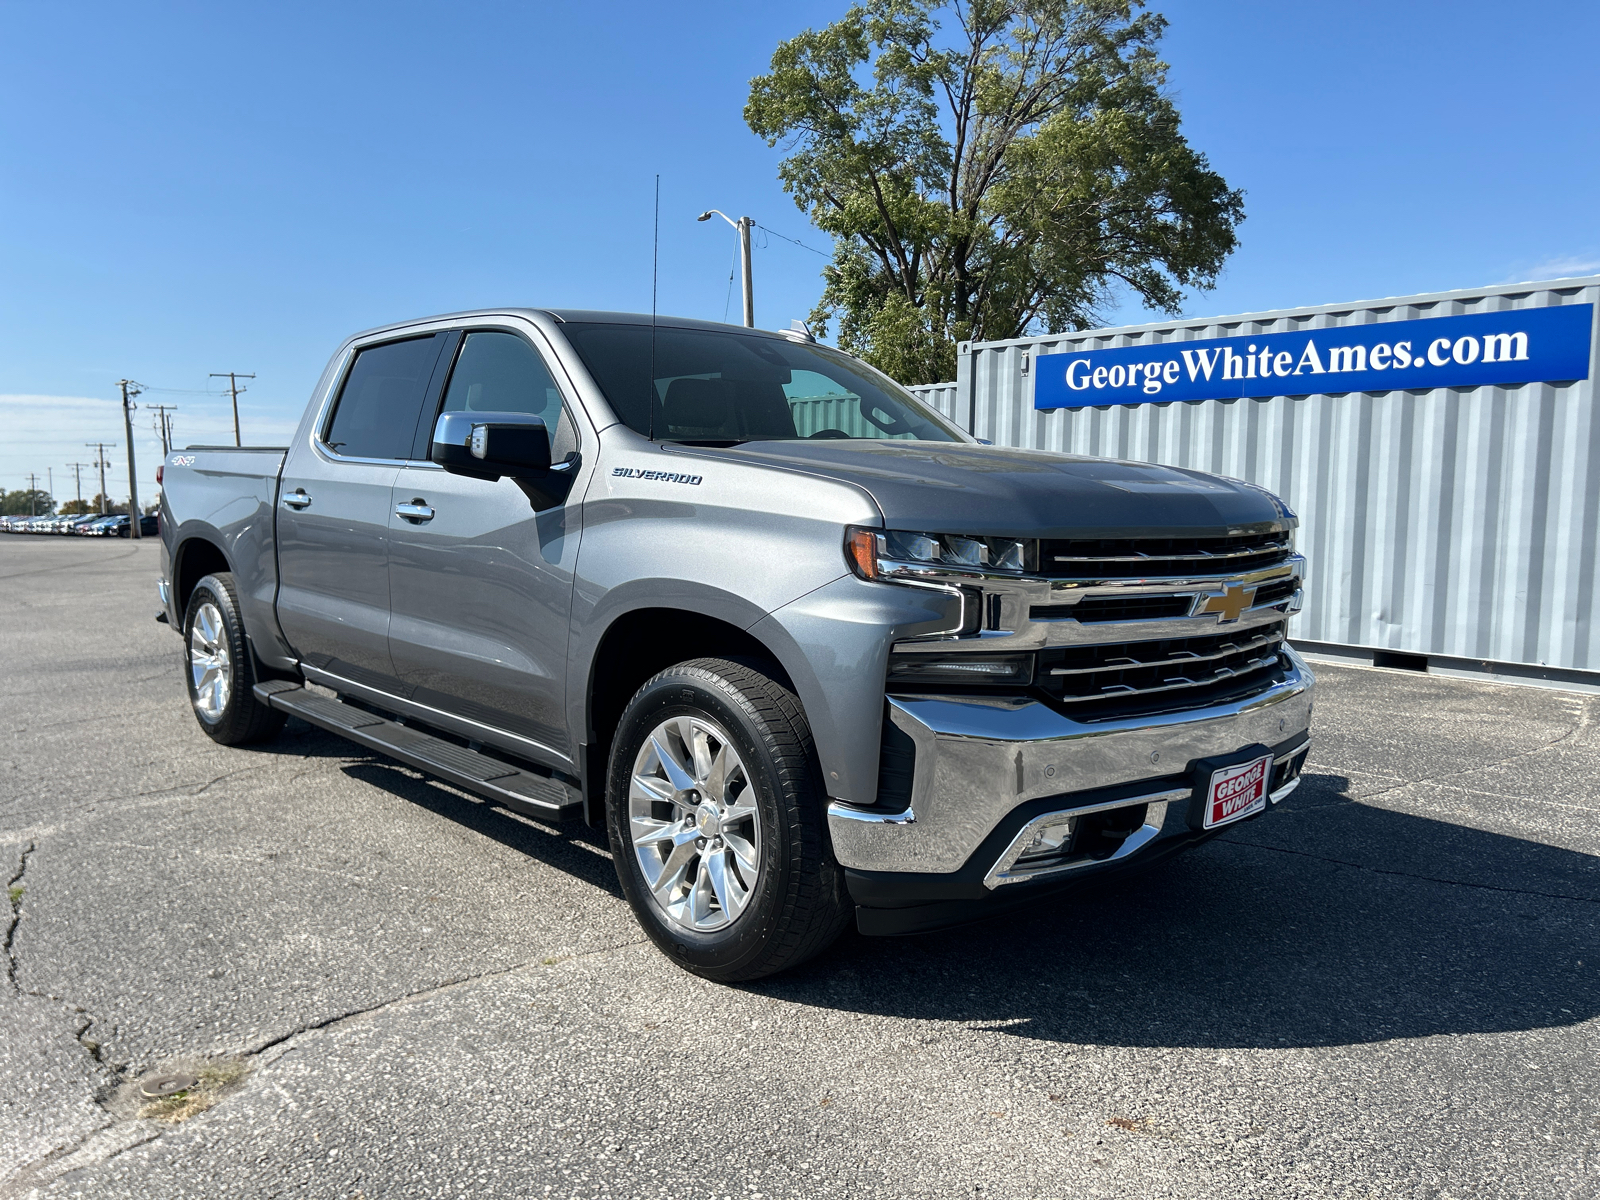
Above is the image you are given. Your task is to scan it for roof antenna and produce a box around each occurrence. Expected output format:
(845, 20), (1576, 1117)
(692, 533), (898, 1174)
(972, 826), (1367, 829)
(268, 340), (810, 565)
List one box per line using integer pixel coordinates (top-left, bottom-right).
(648, 173), (659, 442)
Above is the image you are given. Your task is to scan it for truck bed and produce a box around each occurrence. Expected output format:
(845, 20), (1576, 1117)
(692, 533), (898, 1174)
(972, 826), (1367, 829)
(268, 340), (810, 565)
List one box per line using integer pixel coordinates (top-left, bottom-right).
(159, 445), (289, 654)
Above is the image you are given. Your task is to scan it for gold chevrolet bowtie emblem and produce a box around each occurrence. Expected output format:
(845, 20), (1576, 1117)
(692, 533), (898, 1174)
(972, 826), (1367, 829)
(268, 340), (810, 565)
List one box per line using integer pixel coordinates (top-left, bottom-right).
(1197, 583), (1256, 623)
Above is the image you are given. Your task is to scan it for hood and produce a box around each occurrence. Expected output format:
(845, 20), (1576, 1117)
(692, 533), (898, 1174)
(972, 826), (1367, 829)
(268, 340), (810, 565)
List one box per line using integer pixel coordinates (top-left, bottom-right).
(668, 440), (1292, 539)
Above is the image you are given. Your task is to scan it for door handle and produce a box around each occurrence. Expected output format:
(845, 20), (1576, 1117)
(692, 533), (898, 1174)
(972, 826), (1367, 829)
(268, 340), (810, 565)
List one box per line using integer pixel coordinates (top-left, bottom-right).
(282, 489), (312, 509)
(395, 500), (435, 523)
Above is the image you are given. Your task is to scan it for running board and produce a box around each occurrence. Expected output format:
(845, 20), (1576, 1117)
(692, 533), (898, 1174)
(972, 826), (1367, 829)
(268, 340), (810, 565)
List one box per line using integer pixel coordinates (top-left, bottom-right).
(254, 680), (580, 821)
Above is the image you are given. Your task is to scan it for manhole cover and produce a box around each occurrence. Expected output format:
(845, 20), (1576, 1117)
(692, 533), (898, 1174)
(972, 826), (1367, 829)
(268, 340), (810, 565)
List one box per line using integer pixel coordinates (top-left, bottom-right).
(139, 1073), (198, 1099)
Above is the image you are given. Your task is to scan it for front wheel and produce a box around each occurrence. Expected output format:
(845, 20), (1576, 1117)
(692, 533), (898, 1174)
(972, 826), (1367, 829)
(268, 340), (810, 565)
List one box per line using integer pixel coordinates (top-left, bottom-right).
(182, 573), (286, 746)
(606, 657), (850, 982)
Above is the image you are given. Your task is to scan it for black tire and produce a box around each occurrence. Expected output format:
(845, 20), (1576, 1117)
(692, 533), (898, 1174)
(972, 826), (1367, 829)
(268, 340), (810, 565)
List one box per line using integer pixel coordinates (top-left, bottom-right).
(182, 573), (287, 746)
(605, 657), (851, 982)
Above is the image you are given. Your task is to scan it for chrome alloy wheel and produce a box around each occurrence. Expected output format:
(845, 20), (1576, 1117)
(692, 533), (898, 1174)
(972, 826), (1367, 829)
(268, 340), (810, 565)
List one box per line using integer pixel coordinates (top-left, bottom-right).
(628, 715), (761, 933)
(187, 601), (232, 723)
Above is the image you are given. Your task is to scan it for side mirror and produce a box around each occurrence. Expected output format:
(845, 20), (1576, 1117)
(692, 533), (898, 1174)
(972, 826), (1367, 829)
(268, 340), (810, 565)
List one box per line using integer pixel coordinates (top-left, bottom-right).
(431, 411), (551, 481)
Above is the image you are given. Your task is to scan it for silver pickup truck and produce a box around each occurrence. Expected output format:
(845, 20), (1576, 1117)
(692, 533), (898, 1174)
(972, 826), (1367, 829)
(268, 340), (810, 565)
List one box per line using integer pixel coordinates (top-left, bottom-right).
(158, 308), (1314, 980)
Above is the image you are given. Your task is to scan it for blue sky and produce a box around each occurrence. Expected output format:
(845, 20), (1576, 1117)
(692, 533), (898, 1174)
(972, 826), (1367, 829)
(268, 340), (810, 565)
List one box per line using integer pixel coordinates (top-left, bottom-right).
(3, 0), (1597, 502)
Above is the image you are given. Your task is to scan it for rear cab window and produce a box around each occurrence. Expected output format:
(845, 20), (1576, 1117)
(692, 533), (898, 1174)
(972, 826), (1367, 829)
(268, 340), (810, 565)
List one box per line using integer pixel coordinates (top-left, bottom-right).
(323, 334), (448, 461)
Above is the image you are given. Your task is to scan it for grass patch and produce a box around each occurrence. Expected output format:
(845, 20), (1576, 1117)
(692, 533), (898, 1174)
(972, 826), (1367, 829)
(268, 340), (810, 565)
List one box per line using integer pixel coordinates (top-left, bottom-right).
(138, 1061), (250, 1123)
(8, 885), (22, 908)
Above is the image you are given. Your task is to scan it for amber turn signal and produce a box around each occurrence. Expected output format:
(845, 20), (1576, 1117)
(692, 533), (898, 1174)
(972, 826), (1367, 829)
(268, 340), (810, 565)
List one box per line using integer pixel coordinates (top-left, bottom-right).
(845, 527), (879, 580)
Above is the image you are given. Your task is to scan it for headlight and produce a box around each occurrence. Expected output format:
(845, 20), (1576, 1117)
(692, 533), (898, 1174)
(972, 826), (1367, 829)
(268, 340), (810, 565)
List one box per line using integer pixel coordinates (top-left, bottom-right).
(845, 526), (1031, 579)
(887, 651), (1034, 687)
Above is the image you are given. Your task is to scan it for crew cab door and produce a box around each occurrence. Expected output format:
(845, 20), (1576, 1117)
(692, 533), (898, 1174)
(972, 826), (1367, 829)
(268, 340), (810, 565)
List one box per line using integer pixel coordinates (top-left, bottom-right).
(275, 332), (452, 690)
(385, 325), (584, 765)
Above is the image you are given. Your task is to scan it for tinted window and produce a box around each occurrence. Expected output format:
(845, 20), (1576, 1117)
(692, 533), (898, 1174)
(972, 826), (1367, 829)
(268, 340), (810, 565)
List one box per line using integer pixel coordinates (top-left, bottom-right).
(325, 335), (442, 460)
(561, 323), (961, 445)
(435, 330), (575, 459)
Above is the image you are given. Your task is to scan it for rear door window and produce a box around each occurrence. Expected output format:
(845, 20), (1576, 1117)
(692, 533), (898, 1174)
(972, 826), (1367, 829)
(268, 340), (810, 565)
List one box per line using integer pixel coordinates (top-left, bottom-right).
(324, 335), (445, 460)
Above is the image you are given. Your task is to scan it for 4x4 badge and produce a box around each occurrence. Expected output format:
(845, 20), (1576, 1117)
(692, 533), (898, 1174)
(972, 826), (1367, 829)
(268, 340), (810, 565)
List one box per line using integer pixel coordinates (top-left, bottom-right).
(1195, 583), (1256, 623)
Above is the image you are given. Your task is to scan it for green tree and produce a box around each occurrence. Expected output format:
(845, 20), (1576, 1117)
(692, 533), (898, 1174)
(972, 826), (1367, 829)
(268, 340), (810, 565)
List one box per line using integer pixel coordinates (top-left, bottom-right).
(746, 0), (1244, 384)
(0, 488), (55, 516)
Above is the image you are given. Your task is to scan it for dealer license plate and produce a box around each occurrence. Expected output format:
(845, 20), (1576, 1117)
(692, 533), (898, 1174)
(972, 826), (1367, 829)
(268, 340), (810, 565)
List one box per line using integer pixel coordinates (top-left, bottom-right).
(1203, 755), (1272, 829)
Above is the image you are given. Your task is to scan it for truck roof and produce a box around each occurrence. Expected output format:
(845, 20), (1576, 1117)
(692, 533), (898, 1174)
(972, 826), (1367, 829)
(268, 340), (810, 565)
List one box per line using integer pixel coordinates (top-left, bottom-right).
(346, 307), (801, 344)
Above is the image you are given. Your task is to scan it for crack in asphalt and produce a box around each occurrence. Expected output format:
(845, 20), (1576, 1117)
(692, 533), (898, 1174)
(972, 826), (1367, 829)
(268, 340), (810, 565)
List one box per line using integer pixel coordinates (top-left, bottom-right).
(4, 843), (119, 1075)
(1224, 837), (1600, 906)
(0, 841), (137, 1200)
(4, 842), (34, 993)
(245, 932), (650, 1060)
(1, 934), (650, 1197)
(0, 763), (305, 842)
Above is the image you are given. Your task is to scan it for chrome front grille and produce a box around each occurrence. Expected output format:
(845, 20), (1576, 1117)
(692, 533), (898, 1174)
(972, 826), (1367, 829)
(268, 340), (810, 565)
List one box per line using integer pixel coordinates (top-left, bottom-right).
(1032, 595), (1192, 623)
(884, 526), (1303, 723)
(1037, 621), (1291, 720)
(1039, 530), (1291, 578)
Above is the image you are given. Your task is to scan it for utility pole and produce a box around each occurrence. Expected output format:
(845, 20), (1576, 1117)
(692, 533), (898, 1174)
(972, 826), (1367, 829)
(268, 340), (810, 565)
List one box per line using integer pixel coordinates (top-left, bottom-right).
(737, 217), (753, 328)
(66, 462), (89, 509)
(697, 210), (755, 327)
(209, 372), (254, 447)
(25, 473), (40, 517)
(150, 404), (178, 454)
(119, 380), (143, 539)
(86, 443), (114, 515)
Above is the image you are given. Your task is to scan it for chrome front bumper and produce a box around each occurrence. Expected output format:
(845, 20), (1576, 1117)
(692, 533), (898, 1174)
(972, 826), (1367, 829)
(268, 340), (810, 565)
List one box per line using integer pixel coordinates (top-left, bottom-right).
(827, 646), (1315, 877)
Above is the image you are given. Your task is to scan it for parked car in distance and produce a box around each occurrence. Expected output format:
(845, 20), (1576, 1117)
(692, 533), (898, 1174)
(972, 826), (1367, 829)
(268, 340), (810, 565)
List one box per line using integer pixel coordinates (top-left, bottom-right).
(0, 512), (156, 536)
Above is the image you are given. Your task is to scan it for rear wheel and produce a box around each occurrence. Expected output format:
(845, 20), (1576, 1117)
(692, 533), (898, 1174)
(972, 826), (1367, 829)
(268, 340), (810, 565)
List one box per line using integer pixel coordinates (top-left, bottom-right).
(606, 657), (850, 982)
(182, 573), (286, 745)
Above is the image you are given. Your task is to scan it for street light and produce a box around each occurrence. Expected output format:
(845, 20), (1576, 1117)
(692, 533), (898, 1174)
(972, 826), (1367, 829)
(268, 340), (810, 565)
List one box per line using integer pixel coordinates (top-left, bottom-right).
(698, 209), (754, 328)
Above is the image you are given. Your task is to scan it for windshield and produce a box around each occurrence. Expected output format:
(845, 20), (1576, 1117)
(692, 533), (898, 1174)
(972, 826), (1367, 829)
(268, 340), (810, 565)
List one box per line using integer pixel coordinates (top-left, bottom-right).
(560, 323), (964, 445)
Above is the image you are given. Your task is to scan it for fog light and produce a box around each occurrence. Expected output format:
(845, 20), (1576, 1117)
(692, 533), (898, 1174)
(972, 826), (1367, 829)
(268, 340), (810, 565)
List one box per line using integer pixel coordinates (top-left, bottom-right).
(1015, 817), (1074, 864)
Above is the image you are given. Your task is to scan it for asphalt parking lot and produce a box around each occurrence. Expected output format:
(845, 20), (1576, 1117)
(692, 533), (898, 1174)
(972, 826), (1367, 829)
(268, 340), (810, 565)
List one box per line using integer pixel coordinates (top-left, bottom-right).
(2, 537), (1596, 1199)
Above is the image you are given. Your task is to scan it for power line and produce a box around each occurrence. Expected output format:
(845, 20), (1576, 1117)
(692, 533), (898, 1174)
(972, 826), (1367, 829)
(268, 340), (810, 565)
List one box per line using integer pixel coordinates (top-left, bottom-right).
(752, 223), (831, 257)
(722, 240), (738, 324)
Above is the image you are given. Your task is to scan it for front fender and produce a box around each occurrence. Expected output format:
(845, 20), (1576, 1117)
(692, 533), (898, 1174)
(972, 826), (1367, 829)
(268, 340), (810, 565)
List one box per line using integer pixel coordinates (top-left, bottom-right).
(564, 577), (779, 747)
(751, 575), (961, 807)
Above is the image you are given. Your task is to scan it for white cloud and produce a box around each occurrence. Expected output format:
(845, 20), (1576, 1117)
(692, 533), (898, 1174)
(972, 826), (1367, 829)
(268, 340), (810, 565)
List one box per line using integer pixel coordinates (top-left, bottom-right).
(0, 394), (299, 504)
(1505, 255), (1600, 284)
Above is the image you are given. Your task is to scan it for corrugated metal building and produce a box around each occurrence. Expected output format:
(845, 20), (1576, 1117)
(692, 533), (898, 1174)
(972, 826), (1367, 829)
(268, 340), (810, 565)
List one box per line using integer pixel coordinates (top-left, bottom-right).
(907, 276), (1600, 690)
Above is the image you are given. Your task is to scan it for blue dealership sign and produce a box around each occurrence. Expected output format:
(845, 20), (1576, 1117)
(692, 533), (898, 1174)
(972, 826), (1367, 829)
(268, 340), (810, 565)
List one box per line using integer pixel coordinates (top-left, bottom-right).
(1033, 304), (1594, 410)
